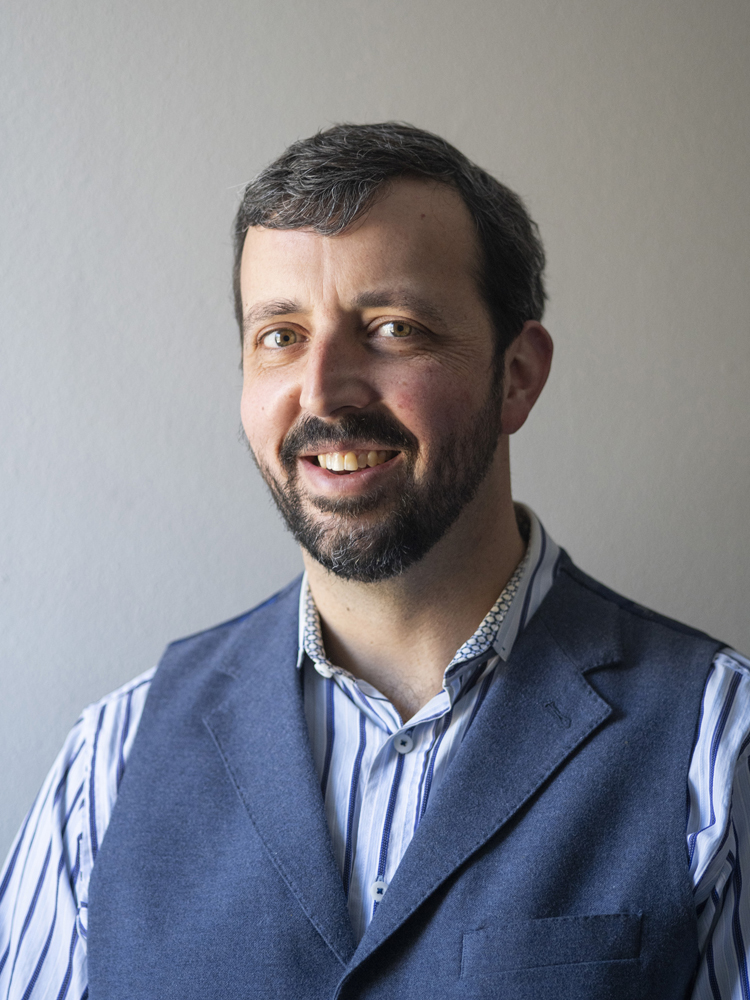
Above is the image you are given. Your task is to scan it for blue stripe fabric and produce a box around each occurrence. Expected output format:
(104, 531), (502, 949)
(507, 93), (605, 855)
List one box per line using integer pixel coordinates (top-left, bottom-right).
(54, 923), (79, 1000)
(689, 651), (750, 997)
(116, 690), (133, 791)
(1, 507), (750, 996)
(87, 707), (107, 863)
(19, 853), (66, 1000)
(319, 678), (336, 798)
(342, 713), (367, 899)
(419, 710), (451, 823)
(0, 670), (153, 999)
(690, 668), (740, 866)
(0, 810), (34, 908)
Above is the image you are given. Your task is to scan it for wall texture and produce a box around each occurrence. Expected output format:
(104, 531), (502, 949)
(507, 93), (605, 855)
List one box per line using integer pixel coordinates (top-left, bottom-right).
(1, 0), (748, 856)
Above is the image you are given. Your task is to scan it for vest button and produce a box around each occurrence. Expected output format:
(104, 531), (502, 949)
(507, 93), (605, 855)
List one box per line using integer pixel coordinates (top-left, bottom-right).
(371, 879), (388, 901)
(393, 732), (414, 754)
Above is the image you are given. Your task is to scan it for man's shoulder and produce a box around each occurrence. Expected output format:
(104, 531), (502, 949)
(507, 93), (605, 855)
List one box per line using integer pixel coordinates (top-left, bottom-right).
(559, 555), (720, 643)
(66, 578), (304, 736)
(135, 574), (305, 718)
(98, 576), (305, 769)
(164, 574), (304, 664)
(547, 553), (727, 669)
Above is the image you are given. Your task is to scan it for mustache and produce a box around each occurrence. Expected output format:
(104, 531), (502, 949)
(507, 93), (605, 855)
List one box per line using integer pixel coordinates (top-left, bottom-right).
(279, 412), (417, 474)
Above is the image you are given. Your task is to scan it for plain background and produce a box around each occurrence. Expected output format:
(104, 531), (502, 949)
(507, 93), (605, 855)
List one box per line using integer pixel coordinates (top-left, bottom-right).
(1, 0), (748, 857)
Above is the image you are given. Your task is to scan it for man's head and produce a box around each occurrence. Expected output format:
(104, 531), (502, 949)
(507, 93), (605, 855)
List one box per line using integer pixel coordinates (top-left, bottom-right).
(235, 125), (552, 583)
(233, 122), (546, 363)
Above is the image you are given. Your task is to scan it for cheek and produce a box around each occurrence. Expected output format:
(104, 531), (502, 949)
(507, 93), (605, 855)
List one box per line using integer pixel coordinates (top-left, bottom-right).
(240, 376), (295, 455)
(239, 384), (260, 442)
(389, 369), (481, 436)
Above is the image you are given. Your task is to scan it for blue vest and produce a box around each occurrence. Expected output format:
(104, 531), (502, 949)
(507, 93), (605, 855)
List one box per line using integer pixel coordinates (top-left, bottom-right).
(88, 556), (722, 999)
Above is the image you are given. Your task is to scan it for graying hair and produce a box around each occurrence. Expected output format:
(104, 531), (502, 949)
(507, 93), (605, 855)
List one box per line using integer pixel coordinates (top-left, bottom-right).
(232, 122), (546, 355)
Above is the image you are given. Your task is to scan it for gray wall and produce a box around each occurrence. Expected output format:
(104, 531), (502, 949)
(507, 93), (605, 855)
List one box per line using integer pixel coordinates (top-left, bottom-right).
(1, 0), (748, 856)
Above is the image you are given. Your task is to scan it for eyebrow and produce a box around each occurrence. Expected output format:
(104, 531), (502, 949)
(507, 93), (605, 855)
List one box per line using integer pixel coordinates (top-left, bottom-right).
(352, 290), (447, 327)
(242, 299), (303, 332)
(242, 290), (447, 334)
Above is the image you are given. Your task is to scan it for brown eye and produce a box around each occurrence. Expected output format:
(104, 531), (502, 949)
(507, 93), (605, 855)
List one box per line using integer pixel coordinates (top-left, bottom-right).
(380, 321), (413, 338)
(262, 328), (299, 348)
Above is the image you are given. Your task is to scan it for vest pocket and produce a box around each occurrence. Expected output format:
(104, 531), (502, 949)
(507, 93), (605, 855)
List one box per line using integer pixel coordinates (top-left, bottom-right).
(461, 912), (642, 976)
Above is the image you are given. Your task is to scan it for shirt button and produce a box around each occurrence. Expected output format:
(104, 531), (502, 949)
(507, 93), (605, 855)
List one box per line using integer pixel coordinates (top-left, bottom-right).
(371, 879), (388, 901)
(393, 733), (414, 754)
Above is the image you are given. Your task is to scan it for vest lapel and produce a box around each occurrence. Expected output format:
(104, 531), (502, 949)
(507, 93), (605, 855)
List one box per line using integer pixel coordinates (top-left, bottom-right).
(349, 569), (619, 970)
(203, 583), (356, 966)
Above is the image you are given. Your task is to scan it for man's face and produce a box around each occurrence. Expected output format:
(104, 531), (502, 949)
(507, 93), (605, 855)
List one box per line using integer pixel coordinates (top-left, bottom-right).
(239, 178), (504, 582)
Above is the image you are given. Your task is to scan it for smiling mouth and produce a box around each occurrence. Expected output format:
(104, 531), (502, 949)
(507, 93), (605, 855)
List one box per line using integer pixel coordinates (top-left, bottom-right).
(311, 449), (399, 474)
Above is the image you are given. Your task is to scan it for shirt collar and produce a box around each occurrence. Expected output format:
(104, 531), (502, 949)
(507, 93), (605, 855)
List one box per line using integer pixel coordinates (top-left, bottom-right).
(296, 503), (561, 677)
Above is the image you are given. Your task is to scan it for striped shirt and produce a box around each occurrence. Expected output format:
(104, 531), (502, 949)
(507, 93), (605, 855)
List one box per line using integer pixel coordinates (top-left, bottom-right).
(1, 506), (749, 998)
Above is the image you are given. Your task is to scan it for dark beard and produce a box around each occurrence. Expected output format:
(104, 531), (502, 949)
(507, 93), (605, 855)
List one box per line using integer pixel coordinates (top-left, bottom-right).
(253, 389), (503, 583)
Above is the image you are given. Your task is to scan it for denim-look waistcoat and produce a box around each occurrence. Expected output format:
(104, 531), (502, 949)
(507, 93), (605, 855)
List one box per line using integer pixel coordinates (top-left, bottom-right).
(88, 555), (722, 999)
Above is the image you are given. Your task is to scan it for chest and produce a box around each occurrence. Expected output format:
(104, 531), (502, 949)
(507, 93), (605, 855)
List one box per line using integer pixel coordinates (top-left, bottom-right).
(88, 572), (716, 1000)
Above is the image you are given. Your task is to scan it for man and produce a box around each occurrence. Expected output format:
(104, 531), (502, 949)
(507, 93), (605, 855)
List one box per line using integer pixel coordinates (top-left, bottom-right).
(1, 123), (748, 999)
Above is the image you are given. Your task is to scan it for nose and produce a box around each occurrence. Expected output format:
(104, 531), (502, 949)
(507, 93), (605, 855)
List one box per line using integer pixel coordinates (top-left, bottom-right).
(298, 326), (379, 419)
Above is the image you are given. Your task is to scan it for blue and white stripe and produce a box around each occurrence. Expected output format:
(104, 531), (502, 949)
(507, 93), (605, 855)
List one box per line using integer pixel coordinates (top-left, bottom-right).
(1, 507), (749, 998)
(688, 650), (750, 998)
(0, 670), (153, 1000)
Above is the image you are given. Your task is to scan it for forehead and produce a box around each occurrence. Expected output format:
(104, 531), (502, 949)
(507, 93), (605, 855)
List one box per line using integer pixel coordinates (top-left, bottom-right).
(239, 178), (482, 313)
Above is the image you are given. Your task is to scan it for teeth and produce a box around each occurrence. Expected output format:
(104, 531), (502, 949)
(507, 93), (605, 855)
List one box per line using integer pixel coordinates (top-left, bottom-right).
(317, 450), (394, 471)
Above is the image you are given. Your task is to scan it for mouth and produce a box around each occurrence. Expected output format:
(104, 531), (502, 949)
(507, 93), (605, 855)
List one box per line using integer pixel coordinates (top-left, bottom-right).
(303, 448), (400, 475)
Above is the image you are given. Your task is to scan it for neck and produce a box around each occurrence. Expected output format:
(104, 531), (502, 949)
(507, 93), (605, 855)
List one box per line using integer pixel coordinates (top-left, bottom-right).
(303, 448), (525, 722)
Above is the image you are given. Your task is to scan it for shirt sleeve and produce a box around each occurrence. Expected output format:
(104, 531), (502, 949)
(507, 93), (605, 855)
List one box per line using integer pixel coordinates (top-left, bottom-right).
(0, 714), (90, 1000)
(0, 667), (154, 1000)
(688, 649), (750, 1000)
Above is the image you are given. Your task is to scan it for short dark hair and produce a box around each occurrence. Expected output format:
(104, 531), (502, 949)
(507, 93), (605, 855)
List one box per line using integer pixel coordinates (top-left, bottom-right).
(232, 122), (546, 355)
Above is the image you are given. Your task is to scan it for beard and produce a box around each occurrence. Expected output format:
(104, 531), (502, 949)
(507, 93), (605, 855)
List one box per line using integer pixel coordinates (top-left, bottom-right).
(252, 385), (504, 583)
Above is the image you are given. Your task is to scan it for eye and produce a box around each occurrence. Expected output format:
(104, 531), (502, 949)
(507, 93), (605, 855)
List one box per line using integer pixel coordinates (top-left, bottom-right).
(261, 328), (301, 348)
(378, 321), (414, 338)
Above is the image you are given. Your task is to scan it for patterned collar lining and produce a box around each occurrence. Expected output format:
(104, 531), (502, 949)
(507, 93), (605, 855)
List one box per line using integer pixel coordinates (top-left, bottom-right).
(444, 548), (529, 674)
(298, 527), (532, 682)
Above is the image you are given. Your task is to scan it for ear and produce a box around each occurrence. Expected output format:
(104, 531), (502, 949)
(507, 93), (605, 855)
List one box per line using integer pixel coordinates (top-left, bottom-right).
(500, 321), (553, 435)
